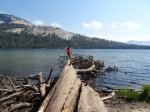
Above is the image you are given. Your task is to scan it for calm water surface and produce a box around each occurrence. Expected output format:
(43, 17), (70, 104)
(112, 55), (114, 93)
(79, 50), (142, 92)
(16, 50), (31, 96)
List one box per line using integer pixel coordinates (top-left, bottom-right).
(0, 49), (150, 90)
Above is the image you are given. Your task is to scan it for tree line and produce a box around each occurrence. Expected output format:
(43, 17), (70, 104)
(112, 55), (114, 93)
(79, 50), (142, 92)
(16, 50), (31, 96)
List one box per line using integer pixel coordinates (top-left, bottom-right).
(70, 34), (150, 49)
(0, 31), (150, 49)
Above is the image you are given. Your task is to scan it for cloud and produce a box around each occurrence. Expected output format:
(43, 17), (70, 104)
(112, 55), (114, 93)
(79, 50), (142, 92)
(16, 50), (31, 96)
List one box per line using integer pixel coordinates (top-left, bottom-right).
(32, 20), (44, 26)
(110, 22), (142, 32)
(110, 22), (119, 28)
(51, 22), (62, 28)
(120, 22), (142, 31)
(83, 21), (103, 29)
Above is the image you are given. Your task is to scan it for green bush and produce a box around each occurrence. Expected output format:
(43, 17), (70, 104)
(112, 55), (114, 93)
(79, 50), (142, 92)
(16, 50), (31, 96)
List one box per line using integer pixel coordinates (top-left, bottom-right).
(118, 90), (140, 101)
(140, 85), (150, 102)
(117, 85), (150, 103)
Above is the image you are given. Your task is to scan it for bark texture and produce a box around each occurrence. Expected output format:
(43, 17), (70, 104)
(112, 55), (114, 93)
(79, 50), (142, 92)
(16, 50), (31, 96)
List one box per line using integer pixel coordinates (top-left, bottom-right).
(78, 84), (108, 112)
(39, 59), (108, 112)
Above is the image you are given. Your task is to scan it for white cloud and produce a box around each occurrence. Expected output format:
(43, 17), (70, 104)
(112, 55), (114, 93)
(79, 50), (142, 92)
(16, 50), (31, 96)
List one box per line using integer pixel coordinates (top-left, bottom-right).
(120, 22), (142, 32)
(32, 20), (44, 26)
(110, 22), (142, 32)
(83, 21), (103, 29)
(51, 22), (62, 28)
(110, 22), (119, 28)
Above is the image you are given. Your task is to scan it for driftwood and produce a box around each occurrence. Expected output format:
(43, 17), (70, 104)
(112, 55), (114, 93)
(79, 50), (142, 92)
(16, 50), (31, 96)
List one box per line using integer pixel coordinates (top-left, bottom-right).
(43, 61), (82, 112)
(3, 102), (31, 112)
(0, 91), (24, 103)
(76, 64), (95, 73)
(1, 54), (113, 112)
(39, 59), (108, 112)
(101, 87), (143, 101)
(78, 84), (108, 112)
(101, 92), (115, 101)
(0, 68), (54, 112)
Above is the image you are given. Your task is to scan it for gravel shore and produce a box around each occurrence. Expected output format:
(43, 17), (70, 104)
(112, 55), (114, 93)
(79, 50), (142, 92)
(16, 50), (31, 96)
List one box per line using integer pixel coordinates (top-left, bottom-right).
(104, 95), (150, 112)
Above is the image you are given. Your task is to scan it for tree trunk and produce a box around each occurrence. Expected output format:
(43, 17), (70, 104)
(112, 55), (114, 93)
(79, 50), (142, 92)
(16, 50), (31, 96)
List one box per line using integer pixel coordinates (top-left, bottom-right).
(39, 59), (108, 112)
(78, 84), (108, 112)
(45, 64), (79, 112)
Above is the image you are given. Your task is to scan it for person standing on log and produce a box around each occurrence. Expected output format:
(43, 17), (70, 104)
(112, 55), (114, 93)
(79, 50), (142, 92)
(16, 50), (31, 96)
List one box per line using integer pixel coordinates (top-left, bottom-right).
(66, 47), (72, 65)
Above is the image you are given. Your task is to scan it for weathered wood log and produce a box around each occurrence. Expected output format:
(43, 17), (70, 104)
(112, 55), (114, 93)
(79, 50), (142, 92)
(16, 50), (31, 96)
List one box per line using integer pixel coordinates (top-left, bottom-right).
(78, 84), (108, 112)
(39, 59), (108, 112)
(38, 73), (65, 112)
(44, 61), (79, 112)
(62, 78), (81, 112)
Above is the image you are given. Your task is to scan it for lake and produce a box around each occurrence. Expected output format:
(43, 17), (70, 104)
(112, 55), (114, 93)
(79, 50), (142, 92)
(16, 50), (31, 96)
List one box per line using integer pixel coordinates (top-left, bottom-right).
(0, 49), (150, 90)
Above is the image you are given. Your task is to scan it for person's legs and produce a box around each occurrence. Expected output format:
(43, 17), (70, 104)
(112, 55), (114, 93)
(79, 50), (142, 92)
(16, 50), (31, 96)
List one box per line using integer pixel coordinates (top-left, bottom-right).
(69, 53), (72, 65)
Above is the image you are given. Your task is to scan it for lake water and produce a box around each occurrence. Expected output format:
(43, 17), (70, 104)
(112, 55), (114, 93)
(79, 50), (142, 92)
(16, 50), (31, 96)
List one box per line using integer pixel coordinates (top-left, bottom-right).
(0, 49), (150, 90)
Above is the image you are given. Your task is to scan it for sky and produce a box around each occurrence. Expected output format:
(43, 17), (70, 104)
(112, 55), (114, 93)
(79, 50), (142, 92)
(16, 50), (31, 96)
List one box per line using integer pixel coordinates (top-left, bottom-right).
(0, 0), (150, 42)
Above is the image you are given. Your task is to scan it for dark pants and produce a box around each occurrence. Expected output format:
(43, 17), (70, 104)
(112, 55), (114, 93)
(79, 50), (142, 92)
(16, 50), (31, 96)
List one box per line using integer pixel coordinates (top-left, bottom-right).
(67, 52), (71, 58)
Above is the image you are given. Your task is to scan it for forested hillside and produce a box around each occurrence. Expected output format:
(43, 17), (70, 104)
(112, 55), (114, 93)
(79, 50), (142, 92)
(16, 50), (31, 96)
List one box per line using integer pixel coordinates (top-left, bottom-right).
(70, 34), (150, 49)
(0, 31), (69, 48)
(0, 31), (150, 49)
(0, 14), (150, 49)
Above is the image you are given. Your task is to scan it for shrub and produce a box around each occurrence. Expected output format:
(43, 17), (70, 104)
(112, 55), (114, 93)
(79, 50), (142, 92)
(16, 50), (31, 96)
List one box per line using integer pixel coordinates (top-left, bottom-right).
(118, 89), (140, 101)
(140, 85), (150, 103)
(118, 85), (150, 103)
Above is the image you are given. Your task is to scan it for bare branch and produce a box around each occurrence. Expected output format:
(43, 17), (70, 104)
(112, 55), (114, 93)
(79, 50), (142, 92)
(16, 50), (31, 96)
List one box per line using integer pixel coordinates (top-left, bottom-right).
(3, 102), (31, 112)
(76, 64), (95, 73)
(0, 91), (23, 103)
(101, 92), (115, 101)
(46, 68), (53, 83)
(22, 85), (39, 93)
(0, 89), (13, 92)
(5, 76), (16, 91)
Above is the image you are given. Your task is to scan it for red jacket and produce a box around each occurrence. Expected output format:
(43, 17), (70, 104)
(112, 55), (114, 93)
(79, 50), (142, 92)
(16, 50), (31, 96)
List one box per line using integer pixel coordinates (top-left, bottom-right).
(67, 48), (71, 53)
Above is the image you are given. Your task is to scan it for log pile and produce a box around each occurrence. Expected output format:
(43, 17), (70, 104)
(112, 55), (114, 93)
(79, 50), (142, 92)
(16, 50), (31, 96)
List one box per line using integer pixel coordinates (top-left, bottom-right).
(0, 69), (54, 112)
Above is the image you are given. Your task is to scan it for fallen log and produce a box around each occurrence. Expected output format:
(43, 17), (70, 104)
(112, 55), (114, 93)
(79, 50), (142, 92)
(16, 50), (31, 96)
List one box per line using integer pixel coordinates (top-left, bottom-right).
(39, 59), (108, 112)
(44, 61), (80, 112)
(78, 84), (108, 112)
(62, 78), (81, 112)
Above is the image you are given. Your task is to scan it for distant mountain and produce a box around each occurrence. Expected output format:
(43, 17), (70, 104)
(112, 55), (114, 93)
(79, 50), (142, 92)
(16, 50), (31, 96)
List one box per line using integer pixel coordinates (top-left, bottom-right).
(0, 13), (150, 49)
(126, 40), (150, 46)
(0, 13), (33, 26)
(0, 14), (73, 40)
